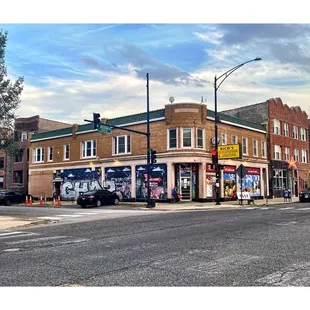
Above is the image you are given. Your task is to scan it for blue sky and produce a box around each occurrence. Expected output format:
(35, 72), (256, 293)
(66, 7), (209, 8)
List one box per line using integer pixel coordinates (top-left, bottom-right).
(2, 22), (310, 124)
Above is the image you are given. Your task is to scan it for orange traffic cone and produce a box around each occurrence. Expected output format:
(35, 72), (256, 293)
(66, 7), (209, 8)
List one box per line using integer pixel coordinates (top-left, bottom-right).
(40, 196), (43, 205)
(29, 196), (32, 205)
(25, 196), (28, 205)
(57, 196), (61, 206)
(52, 198), (56, 205)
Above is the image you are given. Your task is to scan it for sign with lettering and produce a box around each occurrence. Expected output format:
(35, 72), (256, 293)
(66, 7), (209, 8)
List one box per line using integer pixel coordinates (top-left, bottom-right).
(218, 144), (241, 159)
(237, 192), (252, 200)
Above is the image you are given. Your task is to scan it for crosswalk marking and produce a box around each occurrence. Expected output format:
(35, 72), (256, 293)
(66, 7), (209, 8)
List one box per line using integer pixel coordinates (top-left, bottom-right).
(279, 207), (294, 210)
(6, 236), (68, 245)
(0, 232), (37, 239)
(260, 207), (269, 210)
(245, 207), (257, 210)
(37, 216), (62, 220)
(76, 212), (100, 215)
(296, 207), (310, 211)
(56, 214), (84, 218)
(0, 231), (25, 236)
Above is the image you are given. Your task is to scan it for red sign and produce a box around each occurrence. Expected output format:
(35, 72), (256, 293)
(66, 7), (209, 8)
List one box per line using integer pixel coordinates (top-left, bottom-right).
(246, 167), (260, 175)
(206, 164), (215, 172)
(223, 166), (236, 173)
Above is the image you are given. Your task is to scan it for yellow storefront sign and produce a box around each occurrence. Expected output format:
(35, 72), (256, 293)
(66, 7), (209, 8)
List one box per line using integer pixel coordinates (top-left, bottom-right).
(218, 144), (241, 159)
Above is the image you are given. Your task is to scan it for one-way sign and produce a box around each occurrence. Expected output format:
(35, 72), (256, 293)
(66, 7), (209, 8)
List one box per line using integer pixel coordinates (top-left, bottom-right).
(236, 164), (247, 178)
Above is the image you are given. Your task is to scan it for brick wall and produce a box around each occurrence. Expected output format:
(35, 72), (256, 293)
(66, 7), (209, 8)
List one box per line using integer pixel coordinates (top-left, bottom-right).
(29, 170), (54, 198)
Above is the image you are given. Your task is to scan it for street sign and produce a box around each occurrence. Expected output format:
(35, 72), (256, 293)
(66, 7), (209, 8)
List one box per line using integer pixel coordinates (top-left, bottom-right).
(98, 124), (112, 134)
(236, 164), (247, 178)
(218, 144), (241, 159)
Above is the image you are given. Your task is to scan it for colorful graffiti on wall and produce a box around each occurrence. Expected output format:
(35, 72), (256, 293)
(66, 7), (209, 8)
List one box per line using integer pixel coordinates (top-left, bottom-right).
(104, 166), (132, 200)
(136, 164), (167, 200)
(55, 167), (102, 201)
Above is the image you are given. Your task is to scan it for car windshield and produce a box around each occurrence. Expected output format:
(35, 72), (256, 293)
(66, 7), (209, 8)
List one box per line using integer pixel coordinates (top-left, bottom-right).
(0, 190), (8, 194)
(82, 191), (97, 196)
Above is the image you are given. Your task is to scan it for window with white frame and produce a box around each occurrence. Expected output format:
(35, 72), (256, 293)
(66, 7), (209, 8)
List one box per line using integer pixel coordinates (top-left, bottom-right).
(294, 148), (299, 161)
(242, 137), (248, 155)
(33, 147), (44, 163)
(113, 135), (130, 155)
(82, 140), (97, 158)
(261, 141), (266, 158)
(64, 144), (70, 160)
(284, 123), (289, 137)
(232, 135), (238, 145)
(273, 145), (281, 160)
(284, 147), (290, 161)
(182, 128), (192, 148)
(272, 119), (281, 135)
(48, 146), (53, 162)
(301, 149), (308, 163)
(300, 128), (307, 141)
(221, 133), (227, 145)
(197, 128), (204, 148)
(293, 126), (298, 139)
(168, 128), (177, 149)
(21, 132), (28, 142)
(253, 139), (258, 157)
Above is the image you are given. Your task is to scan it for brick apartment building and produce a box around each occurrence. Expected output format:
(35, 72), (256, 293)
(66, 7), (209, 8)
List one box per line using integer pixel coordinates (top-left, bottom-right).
(28, 102), (269, 202)
(0, 115), (71, 193)
(222, 97), (310, 198)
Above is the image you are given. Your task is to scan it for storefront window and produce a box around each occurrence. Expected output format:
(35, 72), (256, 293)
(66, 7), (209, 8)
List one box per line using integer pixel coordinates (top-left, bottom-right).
(240, 168), (261, 197)
(273, 169), (287, 189)
(223, 166), (236, 199)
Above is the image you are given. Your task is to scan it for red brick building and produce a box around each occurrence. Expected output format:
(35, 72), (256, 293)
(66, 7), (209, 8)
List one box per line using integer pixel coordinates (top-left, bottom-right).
(0, 115), (71, 193)
(222, 97), (310, 198)
(29, 103), (269, 202)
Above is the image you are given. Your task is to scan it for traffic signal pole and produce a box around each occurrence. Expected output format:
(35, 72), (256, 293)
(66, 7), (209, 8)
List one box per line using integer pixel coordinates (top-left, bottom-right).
(146, 73), (152, 208)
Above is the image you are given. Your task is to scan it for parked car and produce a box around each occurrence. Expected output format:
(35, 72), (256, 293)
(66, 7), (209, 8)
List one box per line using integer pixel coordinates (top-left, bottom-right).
(0, 190), (26, 206)
(77, 189), (120, 208)
(299, 190), (310, 202)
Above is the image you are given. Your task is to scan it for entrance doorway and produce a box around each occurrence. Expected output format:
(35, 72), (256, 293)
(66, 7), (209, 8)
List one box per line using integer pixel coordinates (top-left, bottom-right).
(54, 181), (61, 199)
(180, 176), (191, 200)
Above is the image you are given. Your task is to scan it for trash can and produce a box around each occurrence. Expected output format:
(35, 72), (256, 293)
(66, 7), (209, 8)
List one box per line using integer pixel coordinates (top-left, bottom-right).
(284, 189), (292, 202)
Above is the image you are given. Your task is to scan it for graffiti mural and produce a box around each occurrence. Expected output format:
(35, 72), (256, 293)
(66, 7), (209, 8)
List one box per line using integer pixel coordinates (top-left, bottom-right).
(136, 164), (167, 200)
(55, 167), (102, 201)
(104, 166), (132, 200)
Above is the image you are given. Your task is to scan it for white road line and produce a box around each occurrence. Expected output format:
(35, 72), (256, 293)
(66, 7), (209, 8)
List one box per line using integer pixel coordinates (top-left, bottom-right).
(260, 207), (270, 210)
(3, 248), (20, 252)
(296, 208), (310, 211)
(36, 216), (62, 220)
(0, 231), (25, 236)
(56, 214), (84, 218)
(75, 212), (100, 215)
(245, 207), (257, 210)
(0, 232), (38, 239)
(279, 207), (294, 210)
(6, 236), (68, 245)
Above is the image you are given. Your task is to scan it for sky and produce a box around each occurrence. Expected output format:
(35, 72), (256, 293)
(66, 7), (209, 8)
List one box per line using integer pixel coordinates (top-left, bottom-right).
(1, 3), (310, 126)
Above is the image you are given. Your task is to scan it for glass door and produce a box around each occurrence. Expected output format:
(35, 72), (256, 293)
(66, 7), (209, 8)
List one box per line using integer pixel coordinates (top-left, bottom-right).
(180, 176), (191, 200)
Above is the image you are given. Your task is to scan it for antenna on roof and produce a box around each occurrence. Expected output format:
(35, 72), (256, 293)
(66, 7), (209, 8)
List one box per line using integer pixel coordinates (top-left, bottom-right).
(169, 96), (175, 104)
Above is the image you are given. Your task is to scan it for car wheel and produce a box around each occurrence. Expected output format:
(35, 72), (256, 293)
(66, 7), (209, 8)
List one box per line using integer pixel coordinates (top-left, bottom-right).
(113, 197), (119, 205)
(96, 199), (102, 207)
(4, 199), (11, 206)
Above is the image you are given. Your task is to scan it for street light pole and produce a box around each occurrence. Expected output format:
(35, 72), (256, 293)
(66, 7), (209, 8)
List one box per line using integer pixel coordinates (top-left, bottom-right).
(214, 57), (262, 205)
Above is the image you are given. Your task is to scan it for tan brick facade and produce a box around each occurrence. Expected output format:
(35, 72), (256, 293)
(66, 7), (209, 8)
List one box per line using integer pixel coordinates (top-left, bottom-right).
(29, 103), (269, 201)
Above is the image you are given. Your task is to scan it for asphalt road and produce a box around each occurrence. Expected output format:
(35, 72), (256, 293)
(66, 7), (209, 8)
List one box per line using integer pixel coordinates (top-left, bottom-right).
(1, 202), (310, 286)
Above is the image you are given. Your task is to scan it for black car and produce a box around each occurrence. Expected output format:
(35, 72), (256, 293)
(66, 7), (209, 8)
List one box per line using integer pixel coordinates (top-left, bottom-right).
(0, 190), (26, 206)
(299, 191), (310, 202)
(77, 189), (120, 208)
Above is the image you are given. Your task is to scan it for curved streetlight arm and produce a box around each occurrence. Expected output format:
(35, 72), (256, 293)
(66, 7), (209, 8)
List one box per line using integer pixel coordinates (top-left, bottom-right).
(215, 58), (261, 91)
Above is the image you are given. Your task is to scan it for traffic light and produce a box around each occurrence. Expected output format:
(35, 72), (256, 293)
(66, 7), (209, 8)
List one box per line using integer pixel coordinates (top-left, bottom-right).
(93, 112), (101, 130)
(211, 149), (217, 165)
(150, 149), (157, 164)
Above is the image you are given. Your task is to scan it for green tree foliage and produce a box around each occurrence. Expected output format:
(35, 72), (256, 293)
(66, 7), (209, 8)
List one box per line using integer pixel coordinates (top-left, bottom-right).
(0, 29), (24, 153)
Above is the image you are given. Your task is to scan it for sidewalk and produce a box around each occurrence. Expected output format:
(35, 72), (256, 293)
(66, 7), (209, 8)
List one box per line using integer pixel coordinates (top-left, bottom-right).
(0, 196), (300, 231)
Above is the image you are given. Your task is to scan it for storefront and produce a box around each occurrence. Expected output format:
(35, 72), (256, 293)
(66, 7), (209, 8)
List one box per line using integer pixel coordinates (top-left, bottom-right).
(239, 167), (261, 197)
(222, 165), (237, 200)
(174, 163), (199, 201)
(205, 164), (216, 200)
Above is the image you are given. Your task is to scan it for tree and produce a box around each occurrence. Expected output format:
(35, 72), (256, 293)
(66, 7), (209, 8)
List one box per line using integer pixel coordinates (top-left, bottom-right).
(0, 29), (24, 154)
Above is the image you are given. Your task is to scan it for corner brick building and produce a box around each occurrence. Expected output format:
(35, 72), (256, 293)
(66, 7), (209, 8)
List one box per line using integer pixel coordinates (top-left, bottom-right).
(29, 103), (269, 202)
(0, 115), (71, 193)
(222, 97), (310, 198)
